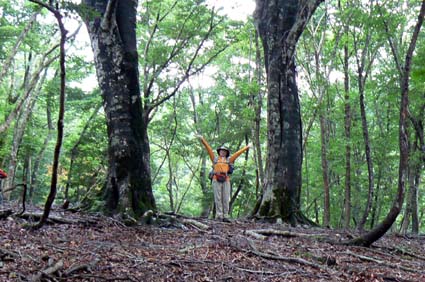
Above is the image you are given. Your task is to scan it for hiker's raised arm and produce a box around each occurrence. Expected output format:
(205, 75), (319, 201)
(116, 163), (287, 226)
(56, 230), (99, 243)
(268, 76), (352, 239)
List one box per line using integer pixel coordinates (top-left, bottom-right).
(229, 143), (251, 163)
(197, 136), (215, 161)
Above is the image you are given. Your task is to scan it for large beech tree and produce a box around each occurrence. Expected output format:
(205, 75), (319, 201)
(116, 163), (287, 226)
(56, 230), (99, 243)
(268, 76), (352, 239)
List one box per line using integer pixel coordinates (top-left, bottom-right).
(81, 0), (229, 216)
(81, 0), (156, 216)
(253, 0), (324, 225)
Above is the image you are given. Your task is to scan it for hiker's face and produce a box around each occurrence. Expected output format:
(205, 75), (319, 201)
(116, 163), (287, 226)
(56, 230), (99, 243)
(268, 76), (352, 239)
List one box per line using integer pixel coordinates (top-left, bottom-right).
(219, 150), (227, 157)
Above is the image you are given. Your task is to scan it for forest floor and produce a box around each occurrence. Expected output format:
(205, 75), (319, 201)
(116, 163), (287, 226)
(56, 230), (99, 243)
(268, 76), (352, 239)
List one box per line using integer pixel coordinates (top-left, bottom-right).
(0, 204), (424, 282)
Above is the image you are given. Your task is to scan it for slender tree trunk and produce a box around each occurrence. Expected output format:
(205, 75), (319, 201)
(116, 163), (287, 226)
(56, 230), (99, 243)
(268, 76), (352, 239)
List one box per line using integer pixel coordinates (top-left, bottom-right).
(356, 74), (375, 231)
(369, 168), (382, 229)
(320, 114), (330, 227)
(28, 0), (68, 229)
(340, 0), (352, 228)
(189, 88), (211, 217)
(401, 166), (415, 234)
(0, 12), (39, 86)
(3, 60), (48, 200)
(350, 0), (378, 231)
(343, 40), (352, 229)
(402, 138), (422, 234)
(30, 87), (54, 201)
(199, 156), (211, 217)
(230, 138), (250, 212)
(64, 104), (102, 203)
(346, 0), (425, 246)
(410, 168), (420, 234)
(409, 107), (424, 234)
(82, 0), (156, 216)
(166, 149), (175, 212)
(253, 0), (324, 225)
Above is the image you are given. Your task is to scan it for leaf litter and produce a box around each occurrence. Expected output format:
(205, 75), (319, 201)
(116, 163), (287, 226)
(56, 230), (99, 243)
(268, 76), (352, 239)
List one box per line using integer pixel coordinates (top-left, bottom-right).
(0, 205), (424, 282)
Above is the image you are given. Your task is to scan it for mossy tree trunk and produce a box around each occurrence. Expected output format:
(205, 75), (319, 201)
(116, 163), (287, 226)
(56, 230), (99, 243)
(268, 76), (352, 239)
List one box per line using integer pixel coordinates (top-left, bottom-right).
(82, 0), (156, 217)
(253, 0), (324, 225)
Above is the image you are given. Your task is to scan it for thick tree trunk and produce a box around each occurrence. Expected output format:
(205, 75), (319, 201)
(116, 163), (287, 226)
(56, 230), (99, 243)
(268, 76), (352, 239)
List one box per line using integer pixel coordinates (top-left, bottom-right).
(253, 0), (323, 225)
(83, 0), (156, 216)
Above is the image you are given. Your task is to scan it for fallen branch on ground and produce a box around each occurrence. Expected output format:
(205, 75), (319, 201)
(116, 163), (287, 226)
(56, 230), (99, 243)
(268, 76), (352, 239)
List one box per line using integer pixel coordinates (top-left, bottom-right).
(180, 218), (209, 230)
(245, 228), (328, 240)
(344, 250), (420, 273)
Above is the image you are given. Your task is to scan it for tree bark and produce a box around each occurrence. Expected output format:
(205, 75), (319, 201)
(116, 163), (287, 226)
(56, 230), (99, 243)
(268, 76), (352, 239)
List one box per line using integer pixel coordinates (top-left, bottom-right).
(82, 0), (156, 216)
(253, 0), (324, 225)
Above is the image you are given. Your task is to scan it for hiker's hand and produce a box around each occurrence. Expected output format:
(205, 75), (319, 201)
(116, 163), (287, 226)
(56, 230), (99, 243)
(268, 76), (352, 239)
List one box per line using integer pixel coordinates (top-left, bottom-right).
(247, 143), (253, 148)
(194, 133), (203, 139)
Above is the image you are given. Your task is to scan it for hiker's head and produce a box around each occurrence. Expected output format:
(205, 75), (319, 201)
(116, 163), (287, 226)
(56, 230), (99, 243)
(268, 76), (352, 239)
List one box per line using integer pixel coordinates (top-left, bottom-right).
(216, 146), (230, 157)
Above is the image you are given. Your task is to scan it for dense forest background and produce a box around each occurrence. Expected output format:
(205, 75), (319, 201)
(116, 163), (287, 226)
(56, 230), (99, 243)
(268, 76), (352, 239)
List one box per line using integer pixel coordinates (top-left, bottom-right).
(0, 0), (424, 234)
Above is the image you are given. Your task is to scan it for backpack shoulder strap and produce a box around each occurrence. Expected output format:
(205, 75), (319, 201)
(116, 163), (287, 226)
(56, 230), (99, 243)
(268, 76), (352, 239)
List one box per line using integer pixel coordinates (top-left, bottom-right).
(213, 156), (233, 165)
